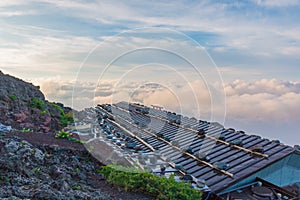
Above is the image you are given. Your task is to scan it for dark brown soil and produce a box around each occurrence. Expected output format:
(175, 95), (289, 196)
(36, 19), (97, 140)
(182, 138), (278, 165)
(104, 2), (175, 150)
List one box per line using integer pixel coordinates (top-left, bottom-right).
(5, 131), (86, 150)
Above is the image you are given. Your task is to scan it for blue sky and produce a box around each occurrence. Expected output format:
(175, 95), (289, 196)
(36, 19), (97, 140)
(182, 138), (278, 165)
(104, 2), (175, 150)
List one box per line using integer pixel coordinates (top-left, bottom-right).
(0, 0), (300, 145)
(1, 0), (300, 80)
(0, 0), (299, 81)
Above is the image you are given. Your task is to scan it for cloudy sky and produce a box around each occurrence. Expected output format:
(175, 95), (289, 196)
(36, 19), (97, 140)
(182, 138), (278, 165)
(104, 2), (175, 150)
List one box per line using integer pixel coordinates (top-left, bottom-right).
(0, 0), (299, 145)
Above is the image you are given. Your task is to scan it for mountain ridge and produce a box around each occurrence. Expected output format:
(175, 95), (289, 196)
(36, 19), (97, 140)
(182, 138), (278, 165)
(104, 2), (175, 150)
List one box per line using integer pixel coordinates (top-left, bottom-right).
(0, 70), (73, 132)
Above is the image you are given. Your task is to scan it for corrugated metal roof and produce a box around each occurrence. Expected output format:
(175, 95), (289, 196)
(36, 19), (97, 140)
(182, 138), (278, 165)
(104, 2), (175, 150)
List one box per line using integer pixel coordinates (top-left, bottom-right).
(96, 101), (295, 193)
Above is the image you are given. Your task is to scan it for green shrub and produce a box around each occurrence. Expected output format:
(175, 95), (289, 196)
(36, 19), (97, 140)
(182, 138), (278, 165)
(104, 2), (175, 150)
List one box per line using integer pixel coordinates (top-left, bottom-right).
(88, 145), (95, 153)
(34, 167), (41, 173)
(99, 165), (202, 200)
(60, 111), (74, 127)
(55, 131), (72, 139)
(50, 103), (64, 115)
(4, 177), (10, 182)
(0, 176), (11, 183)
(40, 110), (47, 115)
(21, 128), (33, 133)
(50, 103), (74, 127)
(68, 137), (86, 144)
(55, 130), (86, 145)
(84, 157), (90, 162)
(30, 97), (45, 110)
(8, 94), (17, 101)
(64, 111), (75, 122)
(72, 185), (82, 190)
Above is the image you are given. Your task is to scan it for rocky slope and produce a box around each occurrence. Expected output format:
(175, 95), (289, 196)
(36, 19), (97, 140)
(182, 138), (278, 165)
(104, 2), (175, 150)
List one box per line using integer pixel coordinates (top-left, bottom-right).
(0, 132), (106, 199)
(0, 71), (72, 132)
(0, 126), (153, 200)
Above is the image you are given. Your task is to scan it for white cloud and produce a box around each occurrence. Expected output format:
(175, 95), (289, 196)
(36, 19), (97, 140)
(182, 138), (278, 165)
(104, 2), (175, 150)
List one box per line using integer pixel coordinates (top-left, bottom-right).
(225, 79), (300, 96)
(0, 0), (31, 7)
(224, 79), (300, 122)
(32, 76), (74, 102)
(281, 46), (300, 56)
(0, 10), (37, 17)
(0, 28), (98, 79)
(227, 92), (300, 121)
(34, 77), (300, 124)
(253, 0), (300, 7)
(38, 1), (300, 61)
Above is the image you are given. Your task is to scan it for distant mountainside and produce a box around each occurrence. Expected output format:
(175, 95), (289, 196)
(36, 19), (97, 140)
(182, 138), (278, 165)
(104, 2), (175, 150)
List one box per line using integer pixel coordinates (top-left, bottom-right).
(0, 70), (73, 132)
